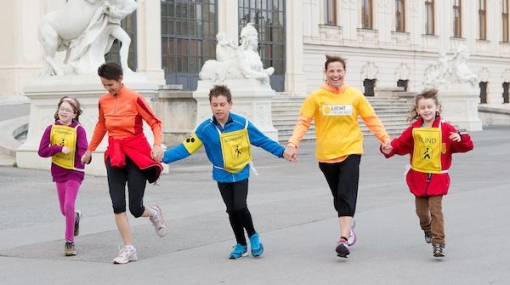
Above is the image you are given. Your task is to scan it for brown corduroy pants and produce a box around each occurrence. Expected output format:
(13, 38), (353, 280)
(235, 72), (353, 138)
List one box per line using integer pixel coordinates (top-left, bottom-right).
(415, 195), (445, 246)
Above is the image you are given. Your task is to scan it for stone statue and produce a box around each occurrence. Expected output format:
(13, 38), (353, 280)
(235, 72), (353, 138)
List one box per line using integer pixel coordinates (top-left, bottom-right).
(425, 46), (478, 88)
(199, 23), (274, 84)
(450, 45), (478, 86)
(38, 0), (106, 76)
(37, 0), (137, 76)
(215, 32), (237, 62)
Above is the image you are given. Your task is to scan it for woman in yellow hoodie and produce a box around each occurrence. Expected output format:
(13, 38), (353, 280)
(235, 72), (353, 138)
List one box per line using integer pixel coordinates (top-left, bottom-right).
(285, 55), (391, 258)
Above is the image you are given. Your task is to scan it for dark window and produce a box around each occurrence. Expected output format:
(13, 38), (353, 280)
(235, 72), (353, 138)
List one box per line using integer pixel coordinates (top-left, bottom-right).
(364, 79), (376, 96)
(453, 0), (462, 38)
(239, 0), (286, 92)
(397, 79), (408, 91)
(479, 0), (487, 40)
(503, 0), (509, 42)
(479, 81), (488, 104)
(425, 0), (434, 35)
(503, 82), (510, 103)
(324, 0), (337, 25)
(362, 0), (373, 29)
(161, 0), (217, 90)
(395, 0), (405, 32)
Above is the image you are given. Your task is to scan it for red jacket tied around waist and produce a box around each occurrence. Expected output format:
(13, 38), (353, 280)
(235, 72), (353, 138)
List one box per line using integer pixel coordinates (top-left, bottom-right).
(106, 133), (163, 184)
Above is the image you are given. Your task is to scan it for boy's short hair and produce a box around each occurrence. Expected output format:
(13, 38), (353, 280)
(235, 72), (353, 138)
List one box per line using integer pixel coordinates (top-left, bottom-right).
(98, 62), (123, 80)
(209, 85), (232, 102)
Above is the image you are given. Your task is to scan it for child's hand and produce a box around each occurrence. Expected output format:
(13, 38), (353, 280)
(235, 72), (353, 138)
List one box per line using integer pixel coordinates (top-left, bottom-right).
(381, 141), (393, 155)
(61, 146), (70, 154)
(283, 145), (298, 162)
(81, 150), (92, 164)
(449, 132), (461, 142)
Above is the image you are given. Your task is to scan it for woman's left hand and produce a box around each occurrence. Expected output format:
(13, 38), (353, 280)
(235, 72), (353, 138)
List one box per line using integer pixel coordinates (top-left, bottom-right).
(151, 145), (163, 161)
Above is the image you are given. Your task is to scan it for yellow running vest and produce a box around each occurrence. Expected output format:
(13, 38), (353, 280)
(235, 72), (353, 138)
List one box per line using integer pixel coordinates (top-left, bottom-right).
(216, 121), (252, 173)
(50, 124), (78, 169)
(411, 126), (442, 174)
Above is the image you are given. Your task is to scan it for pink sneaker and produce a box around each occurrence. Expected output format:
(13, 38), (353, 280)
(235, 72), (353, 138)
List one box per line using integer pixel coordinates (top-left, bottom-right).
(335, 238), (350, 258)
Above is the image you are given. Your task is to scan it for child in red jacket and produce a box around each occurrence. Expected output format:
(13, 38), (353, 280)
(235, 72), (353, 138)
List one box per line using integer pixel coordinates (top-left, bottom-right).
(381, 89), (474, 257)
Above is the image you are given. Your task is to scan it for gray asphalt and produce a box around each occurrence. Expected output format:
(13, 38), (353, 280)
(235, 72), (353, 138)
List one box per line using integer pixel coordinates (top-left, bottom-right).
(1, 122), (509, 285)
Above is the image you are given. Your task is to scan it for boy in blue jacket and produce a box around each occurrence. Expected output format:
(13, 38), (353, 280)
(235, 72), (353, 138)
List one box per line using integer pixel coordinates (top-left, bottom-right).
(162, 85), (293, 259)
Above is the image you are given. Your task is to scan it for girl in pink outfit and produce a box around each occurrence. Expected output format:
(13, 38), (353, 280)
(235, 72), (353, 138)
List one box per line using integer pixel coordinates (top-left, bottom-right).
(38, 96), (90, 256)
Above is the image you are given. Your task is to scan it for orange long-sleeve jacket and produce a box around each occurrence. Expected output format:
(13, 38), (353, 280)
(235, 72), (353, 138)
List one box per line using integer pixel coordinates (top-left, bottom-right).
(88, 86), (162, 151)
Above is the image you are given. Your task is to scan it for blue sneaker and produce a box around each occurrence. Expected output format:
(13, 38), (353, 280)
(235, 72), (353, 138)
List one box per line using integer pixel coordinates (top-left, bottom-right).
(229, 244), (248, 259)
(249, 233), (264, 257)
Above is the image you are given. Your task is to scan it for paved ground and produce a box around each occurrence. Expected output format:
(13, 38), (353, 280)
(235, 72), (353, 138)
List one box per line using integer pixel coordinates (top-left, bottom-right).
(0, 123), (509, 285)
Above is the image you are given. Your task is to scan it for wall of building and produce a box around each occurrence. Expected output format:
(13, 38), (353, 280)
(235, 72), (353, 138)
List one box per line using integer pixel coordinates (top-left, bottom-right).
(2, 0), (510, 107)
(300, 0), (510, 105)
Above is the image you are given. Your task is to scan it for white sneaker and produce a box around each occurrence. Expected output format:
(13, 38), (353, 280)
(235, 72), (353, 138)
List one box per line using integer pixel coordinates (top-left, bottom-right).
(113, 245), (138, 264)
(149, 205), (167, 237)
(348, 219), (357, 246)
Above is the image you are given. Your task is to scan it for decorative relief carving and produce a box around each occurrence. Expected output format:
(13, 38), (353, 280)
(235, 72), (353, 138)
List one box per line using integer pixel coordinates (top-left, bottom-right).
(361, 62), (379, 79)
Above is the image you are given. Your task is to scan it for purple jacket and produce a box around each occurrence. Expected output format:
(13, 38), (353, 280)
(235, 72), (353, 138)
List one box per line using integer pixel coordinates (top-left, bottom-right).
(38, 121), (89, 183)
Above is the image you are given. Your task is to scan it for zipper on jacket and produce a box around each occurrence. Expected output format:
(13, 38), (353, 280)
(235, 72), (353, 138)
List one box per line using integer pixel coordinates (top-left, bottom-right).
(113, 95), (118, 114)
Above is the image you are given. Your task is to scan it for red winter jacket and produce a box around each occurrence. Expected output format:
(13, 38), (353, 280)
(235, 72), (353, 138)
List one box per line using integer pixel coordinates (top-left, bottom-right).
(382, 117), (474, 197)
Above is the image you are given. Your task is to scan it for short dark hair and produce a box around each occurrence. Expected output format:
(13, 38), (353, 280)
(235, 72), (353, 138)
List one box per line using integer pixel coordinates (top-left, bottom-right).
(208, 85), (232, 102)
(324, 55), (346, 71)
(97, 62), (123, 80)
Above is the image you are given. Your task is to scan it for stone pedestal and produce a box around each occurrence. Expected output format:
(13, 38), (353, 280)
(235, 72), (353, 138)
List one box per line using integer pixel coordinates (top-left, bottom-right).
(155, 86), (195, 147)
(17, 73), (160, 176)
(438, 83), (483, 131)
(193, 79), (278, 141)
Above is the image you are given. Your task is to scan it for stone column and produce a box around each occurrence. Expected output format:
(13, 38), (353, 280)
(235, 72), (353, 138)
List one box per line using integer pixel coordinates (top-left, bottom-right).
(135, 0), (166, 85)
(218, 0), (239, 45)
(284, 0), (307, 94)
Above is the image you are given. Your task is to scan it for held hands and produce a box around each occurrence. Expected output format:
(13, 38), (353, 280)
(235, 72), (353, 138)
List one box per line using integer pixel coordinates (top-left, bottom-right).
(283, 145), (298, 162)
(381, 140), (393, 155)
(151, 145), (163, 162)
(81, 150), (92, 164)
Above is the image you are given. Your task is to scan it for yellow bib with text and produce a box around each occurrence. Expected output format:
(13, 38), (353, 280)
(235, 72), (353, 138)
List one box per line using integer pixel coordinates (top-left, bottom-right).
(219, 128), (252, 173)
(411, 127), (442, 174)
(50, 124), (77, 169)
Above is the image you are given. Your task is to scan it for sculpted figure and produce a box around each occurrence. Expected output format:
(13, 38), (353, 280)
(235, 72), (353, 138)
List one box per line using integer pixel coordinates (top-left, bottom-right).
(37, 0), (137, 76)
(215, 32), (237, 62)
(199, 23), (274, 84)
(37, 0), (105, 76)
(424, 52), (450, 86)
(451, 46), (478, 86)
(424, 46), (478, 87)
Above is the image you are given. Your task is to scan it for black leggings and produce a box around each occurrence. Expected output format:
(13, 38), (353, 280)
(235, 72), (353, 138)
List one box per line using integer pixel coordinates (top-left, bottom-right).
(106, 157), (147, 217)
(319, 154), (361, 217)
(217, 179), (255, 246)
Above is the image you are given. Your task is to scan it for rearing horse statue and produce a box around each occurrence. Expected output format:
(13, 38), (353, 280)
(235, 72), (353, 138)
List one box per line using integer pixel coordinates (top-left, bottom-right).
(37, 0), (105, 76)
